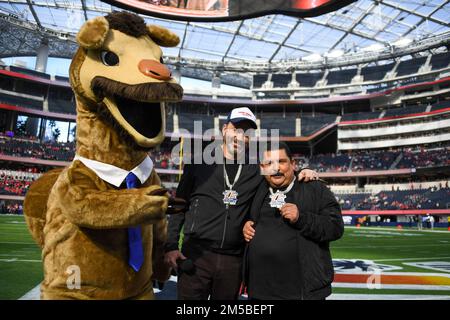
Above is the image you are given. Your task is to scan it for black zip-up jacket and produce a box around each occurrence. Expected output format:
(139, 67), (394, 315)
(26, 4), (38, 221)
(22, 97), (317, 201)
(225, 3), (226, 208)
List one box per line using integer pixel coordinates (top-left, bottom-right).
(243, 180), (344, 300)
(165, 162), (263, 255)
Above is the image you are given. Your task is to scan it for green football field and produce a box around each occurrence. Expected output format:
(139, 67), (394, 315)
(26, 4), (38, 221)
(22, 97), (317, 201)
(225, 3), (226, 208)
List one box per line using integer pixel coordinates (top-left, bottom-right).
(1, 215), (450, 300)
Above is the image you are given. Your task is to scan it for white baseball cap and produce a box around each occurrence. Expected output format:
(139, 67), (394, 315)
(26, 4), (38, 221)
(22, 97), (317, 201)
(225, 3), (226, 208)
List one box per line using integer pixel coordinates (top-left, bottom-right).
(226, 107), (257, 129)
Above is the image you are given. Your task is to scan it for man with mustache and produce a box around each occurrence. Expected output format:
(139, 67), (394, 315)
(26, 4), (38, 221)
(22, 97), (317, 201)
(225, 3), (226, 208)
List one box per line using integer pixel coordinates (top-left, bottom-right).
(243, 142), (343, 300)
(164, 107), (318, 300)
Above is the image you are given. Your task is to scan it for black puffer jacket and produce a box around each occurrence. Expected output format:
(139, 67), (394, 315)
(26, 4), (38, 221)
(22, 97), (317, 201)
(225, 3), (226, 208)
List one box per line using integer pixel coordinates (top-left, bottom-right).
(243, 180), (344, 300)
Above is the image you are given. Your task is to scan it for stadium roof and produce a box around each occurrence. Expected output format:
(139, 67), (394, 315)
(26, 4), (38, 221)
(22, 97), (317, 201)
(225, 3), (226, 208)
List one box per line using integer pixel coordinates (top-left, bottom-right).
(0, 0), (449, 89)
(1, 0), (449, 61)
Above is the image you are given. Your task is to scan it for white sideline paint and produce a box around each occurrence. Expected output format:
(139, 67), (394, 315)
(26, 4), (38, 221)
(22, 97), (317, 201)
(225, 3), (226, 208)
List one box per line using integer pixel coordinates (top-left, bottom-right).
(333, 283), (450, 291)
(19, 284), (450, 301)
(345, 226), (450, 234)
(374, 256), (450, 262)
(0, 258), (40, 262)
(0, 241), (37, 245)
(19, 284), (40, 300)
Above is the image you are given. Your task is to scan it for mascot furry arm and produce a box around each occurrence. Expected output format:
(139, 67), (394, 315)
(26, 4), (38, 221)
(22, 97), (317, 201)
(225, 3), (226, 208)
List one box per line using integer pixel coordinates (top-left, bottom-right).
(23, 12), (184, 300)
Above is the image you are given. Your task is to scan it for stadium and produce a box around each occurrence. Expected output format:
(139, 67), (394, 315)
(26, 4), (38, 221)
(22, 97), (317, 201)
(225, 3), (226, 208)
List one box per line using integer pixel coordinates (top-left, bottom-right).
(0, 0), (449, 300)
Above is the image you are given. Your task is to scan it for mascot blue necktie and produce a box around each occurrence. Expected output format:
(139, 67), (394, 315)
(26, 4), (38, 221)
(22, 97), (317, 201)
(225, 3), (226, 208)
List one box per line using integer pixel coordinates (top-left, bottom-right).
(125, 172), (144, 272)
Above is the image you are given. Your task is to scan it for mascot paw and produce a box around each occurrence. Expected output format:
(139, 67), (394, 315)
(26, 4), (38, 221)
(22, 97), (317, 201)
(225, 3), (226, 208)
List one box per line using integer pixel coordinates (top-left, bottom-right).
(146, 187), (169, 196)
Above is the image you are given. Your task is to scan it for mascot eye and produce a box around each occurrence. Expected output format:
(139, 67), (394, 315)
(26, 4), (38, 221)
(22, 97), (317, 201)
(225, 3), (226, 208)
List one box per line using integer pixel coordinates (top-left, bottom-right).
(100, 51), (119, 66)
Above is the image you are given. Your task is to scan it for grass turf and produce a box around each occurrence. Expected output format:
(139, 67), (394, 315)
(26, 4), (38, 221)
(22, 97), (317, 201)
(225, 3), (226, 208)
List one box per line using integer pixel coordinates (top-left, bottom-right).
(1, 215), (450, 299)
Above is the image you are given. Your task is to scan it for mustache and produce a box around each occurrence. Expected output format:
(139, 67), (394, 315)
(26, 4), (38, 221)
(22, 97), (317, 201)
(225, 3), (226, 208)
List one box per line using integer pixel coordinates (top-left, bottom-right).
(271, 171), (284, 177)
(91, 76), (184, 102)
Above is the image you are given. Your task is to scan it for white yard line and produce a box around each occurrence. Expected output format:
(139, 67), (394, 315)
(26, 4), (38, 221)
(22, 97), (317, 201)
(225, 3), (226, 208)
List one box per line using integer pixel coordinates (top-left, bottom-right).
(0, 241), (36, 245)
(374, 256), (450, 262)
(0, 258), (41, 262)
(332, 283), (450, 291)
(345, 226), (450, 234)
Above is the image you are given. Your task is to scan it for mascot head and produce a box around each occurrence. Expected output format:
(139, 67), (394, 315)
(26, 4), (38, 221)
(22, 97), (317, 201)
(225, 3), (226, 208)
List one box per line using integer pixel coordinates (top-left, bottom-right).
(69, 12), (183, 150)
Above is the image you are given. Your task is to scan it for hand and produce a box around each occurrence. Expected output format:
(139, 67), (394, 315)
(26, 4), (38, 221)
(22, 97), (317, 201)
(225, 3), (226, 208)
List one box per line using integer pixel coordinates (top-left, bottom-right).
(164, 250), (186, 270)
(280, 203), (299, 223)
(298, 169), (319, 182)
(167, 197), (188, 215)
(243, 220), (255, 242)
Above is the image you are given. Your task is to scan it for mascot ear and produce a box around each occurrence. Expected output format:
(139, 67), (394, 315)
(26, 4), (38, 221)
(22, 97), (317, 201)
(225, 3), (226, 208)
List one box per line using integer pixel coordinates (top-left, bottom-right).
(147, 25), (180, 47)
(76, 16), (110, 49)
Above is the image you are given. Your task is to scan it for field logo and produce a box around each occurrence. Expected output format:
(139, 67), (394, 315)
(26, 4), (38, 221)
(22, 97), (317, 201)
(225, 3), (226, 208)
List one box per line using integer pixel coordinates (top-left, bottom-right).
(66, 265), (81, 290)
(333, 259), (402, 273)
(403, 261), (450, 273)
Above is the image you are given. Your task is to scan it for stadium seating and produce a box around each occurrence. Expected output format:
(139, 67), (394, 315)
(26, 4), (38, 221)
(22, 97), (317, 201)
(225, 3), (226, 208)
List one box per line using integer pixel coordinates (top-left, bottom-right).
(308, 153), (351, 172)
(252, 74), (268, 88)
(337, 187), (450, 211)
(351, 151), (398, 171)
(430, 52), (450, 70)
(431, 100), (450, 111)
(0, 136), (75, 161)
(9, 66), (51, 80)
(260, 114), (296, 136)
(0, 170), (38, 196)
(272, 74), (291, 88)
(327, 69), (357, 85)
(0, 93), (43, 110)
(301, 114), (336, 136)
(295, 72), (324, 87)
(384, 105), (427, 117)
(341, 111), (381, 121)
(396, 57), (427, 77)
(361, 63), (395, 82)
(48, 87), (76, 114)
(178, 113), (214, 132)
(397, 148), (449, 169)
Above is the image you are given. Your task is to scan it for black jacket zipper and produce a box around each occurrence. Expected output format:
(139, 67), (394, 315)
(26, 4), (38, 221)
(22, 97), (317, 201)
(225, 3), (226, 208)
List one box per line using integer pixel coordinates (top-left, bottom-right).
(220, 205), (230, 248)
(190, 198), (199, 232)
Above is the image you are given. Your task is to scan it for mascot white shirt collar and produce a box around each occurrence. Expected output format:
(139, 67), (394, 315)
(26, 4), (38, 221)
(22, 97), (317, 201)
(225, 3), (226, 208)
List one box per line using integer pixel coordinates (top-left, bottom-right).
(74, 155), (154, 187)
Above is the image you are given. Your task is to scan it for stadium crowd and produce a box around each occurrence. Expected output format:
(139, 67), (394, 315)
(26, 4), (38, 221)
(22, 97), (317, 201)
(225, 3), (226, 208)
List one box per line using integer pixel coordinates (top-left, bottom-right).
(0, 200), (23, 214)
(336, 186), (450, 211)
(0, 135), (448, 172)
(0, 170), (40, 196)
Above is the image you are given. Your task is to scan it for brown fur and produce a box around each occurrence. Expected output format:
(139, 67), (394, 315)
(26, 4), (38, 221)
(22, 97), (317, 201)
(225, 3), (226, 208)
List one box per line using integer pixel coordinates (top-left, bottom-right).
(91, 76), (183, 103)
(76, 17), (109, 49)
(103, 12), (180, 48)
(23, 169), (64, 248)
(24, 12), (178, 300)
(147, 25), (180, 47)
(105, 12), (148, 38)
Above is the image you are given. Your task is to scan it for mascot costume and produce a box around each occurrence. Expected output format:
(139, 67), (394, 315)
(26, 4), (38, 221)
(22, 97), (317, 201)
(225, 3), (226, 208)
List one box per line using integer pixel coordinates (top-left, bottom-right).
(23, 12), (184, 299)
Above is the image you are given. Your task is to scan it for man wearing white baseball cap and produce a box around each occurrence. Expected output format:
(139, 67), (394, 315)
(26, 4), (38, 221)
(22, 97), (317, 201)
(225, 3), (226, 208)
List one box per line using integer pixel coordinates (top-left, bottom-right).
(164, 107), (318, 300)
(226, 107), (258, 129)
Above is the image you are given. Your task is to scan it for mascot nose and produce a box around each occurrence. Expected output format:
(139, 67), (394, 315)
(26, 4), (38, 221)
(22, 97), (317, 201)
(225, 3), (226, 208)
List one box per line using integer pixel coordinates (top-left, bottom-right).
(138, 59), (172, 80)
